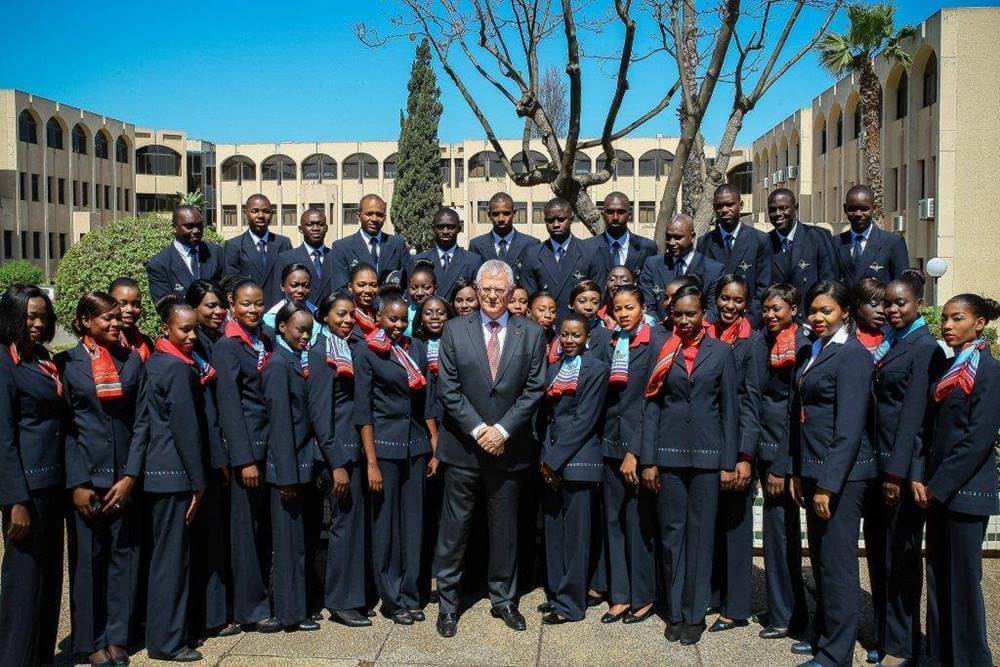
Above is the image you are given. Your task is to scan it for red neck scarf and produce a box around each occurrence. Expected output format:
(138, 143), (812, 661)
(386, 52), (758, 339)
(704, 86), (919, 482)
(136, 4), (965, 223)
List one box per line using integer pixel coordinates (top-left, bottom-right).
(597, 304), (618, 331)
(645, 328), (705, 398)
(933, 339), (987, 403)
(708, 317), (752, 345)
(325, 333), (354, 379)
(119, 327), (151, 363)
(355, 306), (378, 336)
(856, 329), (885, 356)
(83, 336), (123, 401)
(366, 329), (427, 390)
(224, 319), (269, 372)
(770, 324), (799, 368)
(9, 344), (63, 397)
(155, 338), (216, 385)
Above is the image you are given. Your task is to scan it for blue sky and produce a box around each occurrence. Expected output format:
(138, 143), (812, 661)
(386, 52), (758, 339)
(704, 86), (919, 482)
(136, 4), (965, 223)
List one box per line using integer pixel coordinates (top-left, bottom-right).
(2, 1), (994, 147)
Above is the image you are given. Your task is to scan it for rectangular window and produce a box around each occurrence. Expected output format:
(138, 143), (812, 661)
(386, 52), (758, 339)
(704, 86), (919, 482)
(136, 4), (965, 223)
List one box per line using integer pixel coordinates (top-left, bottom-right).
(59, 233), (67, 257)
(21, 232), (28, 259)
(95, 183), (102, 209)
(513, 201), (527, 225)
(281, 204), (296, 228)
(82, 181), (89, 207)
(19, 172), (26, 201)
(58, 178), (65, 205)
(48, 233), (55, 259)
(532, 203), (545, 224)
(440, 158), (451, 186)
(116, 187), (122, 210)
(891, 167), (899, 211)
(455, 158), (464, 184)
(73, 180), (80, 207)
(124, 189), (130, 212)
(638, 201), (656, 224)
(104, 185), (111, 210)
(342, 203), (359, 225)
(222, 205), (238, 227)
(900, 165), (907, 210)
(307, 202), (324, 214)
(3, 231), (12, 258)
(477, 201), (490, 225)
(918, 159), (926, 198)
(33, 232), (41, 259)
(47, 176), (53, 204)
(31, 174), (39, 202)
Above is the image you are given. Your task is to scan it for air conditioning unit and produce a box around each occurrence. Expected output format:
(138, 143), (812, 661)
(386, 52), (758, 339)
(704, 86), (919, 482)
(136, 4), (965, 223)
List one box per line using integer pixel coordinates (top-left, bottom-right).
(918, 197), (935, 220)
(762, 176), (770, 188)
(892, 215), (905, 232)
(858, 130), (867, 150)
(787, 165), (799, 179)
(778, 168), (786, 182)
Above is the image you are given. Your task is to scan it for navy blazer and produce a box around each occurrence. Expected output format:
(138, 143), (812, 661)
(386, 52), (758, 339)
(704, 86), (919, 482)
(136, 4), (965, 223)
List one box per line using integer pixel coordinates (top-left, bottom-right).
(223, 230), (293, 307)
(768, 223), (837, 308)
(916, 348), (1000, 516)
(276, 244), (331, 307)
(324, 230), (408, 294)
(639, 252), (725, 321)
(194, 329), (228, 469)
(143, 353), (209, 493)
(263, 345), (317, 485)
(602, 326), (668, 460)
(0, 346), (65, 505)
(583, 232), (658, 287)
(146, 241), (224, 303)
(353, 337), (431, 460)
(57, 343), (149, 489)
(519, 236), (598, 315)
(731, 331), (768, 460)
(214, 333), (272, 467)
(410, 246), (482, 301)
(697, 225), (773, 326)
(586, 325), (613, 364)
(758, 328), (812, 474)
(835, 224), (910, 286)
(872, 326), (947, 479)
(468, 230), (539, 276)
(539, 355), (610, 482)
(640, 336), (739, 470)
(307, 333), (360, 471)
(793, 336), (876, 493)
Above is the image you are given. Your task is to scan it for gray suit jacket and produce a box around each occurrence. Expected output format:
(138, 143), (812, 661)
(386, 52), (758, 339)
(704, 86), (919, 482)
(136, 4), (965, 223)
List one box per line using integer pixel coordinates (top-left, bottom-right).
(436, 313), (546, 471)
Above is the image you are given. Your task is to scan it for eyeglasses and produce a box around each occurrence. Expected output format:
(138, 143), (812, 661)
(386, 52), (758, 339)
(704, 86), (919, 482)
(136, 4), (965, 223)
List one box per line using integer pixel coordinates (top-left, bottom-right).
(478, 287), (510, 296)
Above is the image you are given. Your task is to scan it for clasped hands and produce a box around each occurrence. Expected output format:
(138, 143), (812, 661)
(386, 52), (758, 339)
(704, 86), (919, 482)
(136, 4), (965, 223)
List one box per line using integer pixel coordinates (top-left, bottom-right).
(477, 425), (506, 455)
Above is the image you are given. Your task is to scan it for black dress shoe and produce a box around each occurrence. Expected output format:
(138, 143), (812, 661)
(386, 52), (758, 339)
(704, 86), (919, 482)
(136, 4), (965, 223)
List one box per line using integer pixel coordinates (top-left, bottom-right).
(664, 621), (683, 642)
(330, 609), (372, 627)
(680, 622), (706, 646)
(247, 618), (282, 633)
(622, 607), (655, 624)
(586, 593), (605, 608)
(390, 609), (414, 625)
(866, 649), (882, 664)
(212, 622), (241, 637)
(364, 608), (377, 618)
(428, 590), (439, 604)
(759, 626), (789, 639)
(290, 619), (321, 631)
(147, 648), (203, 662)
(409, 609), (426, 622)
(436, 612), (457, 638)
(537, 601), (554, 613)
(490, 604), (526, 631)
(791, 640), (815, 656)
(708, 618), (749, 633)
(601, 610), (627, 624)
(108, 647), (130, 666)
(310, 612), (323, 621)
(542, 612), (574, 625)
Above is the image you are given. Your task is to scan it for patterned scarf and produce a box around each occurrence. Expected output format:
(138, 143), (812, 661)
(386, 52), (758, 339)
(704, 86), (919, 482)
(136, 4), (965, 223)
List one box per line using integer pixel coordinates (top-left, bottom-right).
(546, 354), (582, 398)
(224, 319), (268, 372)
(645, 328), (705, 398)
(277, 336), (310, 378)
(873, 316), (926, 366)
(427, 338), (440, 376)
(933, 338), (987, 402)
(83, 336), (123, 401)
(154, 338), (216, 385)
(354, 306), (378, 336)
(366, 329), (427, 390)
(770, 324), (799, 368)
(856, 329), (885, 357)
(325, 333), (354, 379)
(708, 317), (752, 345)
(119, 327), (151, 363)
(609, 322), (650, 387)
(9, 344), (62, 397)
(547, 336), (563, 365)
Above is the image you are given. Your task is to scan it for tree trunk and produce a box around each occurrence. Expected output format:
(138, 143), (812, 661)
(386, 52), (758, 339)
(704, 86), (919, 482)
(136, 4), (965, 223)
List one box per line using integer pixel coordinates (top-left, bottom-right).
(692, 106), (747, 232)
(681, 133), (707, 215)
(552, 179), (604, 234)
(860, 60), (885, 224)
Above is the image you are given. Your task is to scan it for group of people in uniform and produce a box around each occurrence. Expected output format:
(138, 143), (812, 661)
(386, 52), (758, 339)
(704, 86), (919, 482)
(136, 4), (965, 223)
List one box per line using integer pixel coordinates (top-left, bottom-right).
(0, 184), (997, 667)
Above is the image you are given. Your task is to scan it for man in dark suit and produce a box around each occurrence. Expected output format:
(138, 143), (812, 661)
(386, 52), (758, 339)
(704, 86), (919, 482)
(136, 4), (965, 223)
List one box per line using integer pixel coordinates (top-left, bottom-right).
(835, 184), (910, 287)
(275, 207), (332, 306)
(583, 191), (658, 287)
(696, 184), (772, 325)
(146, 205), (224, 302)
(519, 197), (597, 315)
(410, 207), (482, 300)
(468, 192), (539, 279)
(323, 194), (408, 293)
(222, 194), (292, 307)
(766, 188), (838, 309)
(433, 259), (547, 639)
(639, 214), (724, 321)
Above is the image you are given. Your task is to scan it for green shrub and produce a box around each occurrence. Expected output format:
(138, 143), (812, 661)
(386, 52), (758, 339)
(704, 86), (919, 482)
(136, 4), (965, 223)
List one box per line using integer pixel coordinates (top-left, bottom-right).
(54, 214), (222, 339)
(0, 259), (47, 292)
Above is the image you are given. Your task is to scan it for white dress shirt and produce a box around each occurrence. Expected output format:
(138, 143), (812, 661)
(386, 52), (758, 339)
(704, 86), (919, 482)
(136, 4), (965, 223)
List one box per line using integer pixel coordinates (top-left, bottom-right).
(471, 310), (511, 441)
(492, 229), (515, 256)
(173, 240), (198, 275)
(605, 231), (630, 266)
(803, 324), (849, 374)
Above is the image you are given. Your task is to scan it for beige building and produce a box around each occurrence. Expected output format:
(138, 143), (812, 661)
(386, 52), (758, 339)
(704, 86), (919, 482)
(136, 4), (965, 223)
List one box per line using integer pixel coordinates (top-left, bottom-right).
(751, 7), (1000, 303)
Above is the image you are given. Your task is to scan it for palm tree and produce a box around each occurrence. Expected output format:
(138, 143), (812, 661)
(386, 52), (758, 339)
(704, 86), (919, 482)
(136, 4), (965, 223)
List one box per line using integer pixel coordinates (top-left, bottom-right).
(819, 3), (914, 222)
(177, 189), (207, 209)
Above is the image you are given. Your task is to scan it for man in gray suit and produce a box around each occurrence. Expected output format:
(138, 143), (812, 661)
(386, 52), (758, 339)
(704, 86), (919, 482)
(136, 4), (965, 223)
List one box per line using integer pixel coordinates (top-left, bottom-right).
(433, 259), (547, 638)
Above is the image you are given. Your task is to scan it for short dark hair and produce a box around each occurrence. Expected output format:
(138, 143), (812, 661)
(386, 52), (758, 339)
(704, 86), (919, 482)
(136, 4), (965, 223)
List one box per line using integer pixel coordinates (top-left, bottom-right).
(561, 311), (591, 333)
(768, 188), (797, 206)
(763, 283), (801, 308)
(715, 273), (749, 299)
(172, 204), (201, 225)
(72, 291), (118, 338)
(0, 284), (56, 346)
(488, 192), (513, 207)
(274, 301), (312, 330)
(156, 294), (193, 324)
(318, 292), (356, 320)
(349, 262), (378, 283)
(108, 276), (141, 294)
(414, 296), (453, 341)
(433, 207), (461, 225)
(281, 262), (312, 284)
(230, 278), (263, 301)
(670, 283), (707, 311)
(185, 279), (229, 310)
(408, 260), (438, 286)
(544, 197), (573, 213)
(853, 278), (886, 309)
(569, 280), (602, 304)
(613, 284), (644, 307)
(888, 269), (926, 300)
(804, 280), (854, 318)
(528, 290), (556, 308)
(449, 278), (476, 302)
(947, 293), (1000, 323)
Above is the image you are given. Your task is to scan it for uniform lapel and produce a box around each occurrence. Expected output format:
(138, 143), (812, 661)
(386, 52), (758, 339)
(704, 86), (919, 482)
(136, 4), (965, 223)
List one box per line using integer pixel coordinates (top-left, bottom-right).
(493, 316), (523, 385)
(857, 226), (884, 278)
(690, 339), (715, 375)
(803, 340), (841, 377)
(466, 315), (493, 384)
(168, 243), (192, 287)
(729, 228), (753, 269)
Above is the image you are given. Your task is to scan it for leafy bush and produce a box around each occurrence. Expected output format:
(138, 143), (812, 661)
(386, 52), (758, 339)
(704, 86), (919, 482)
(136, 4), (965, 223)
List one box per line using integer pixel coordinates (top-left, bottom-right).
(54, 214), (222, 339)
(0, 259), (47, 292)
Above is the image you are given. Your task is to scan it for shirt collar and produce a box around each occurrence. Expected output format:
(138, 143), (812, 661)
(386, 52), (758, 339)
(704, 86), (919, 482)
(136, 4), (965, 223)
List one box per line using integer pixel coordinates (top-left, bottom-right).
(492, 229), (515, 245)
(777, 221), (799, 243)
(853, 223), (873, 241)
(605, 230), (629, 247)
(550, 236), (572, 254)
(360, 229), (383, 245)
(173, 239), (197, 256)
(480, 310), (510, 329)
(824, 325), (850, 348)
(248, 229), (270, 246)
(303, 241), (328, 255)
(437, 245), (456, 259)
(676, 248), (695, 268)
(719, 222), (742, 240)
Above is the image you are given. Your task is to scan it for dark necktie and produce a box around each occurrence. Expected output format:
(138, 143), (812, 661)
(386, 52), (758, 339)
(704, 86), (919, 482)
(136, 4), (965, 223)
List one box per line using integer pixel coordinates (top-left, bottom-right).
(369, 236), (380, 272)
(610, 240), (623, 266)
(724, 233), (734, 255)
(852, 233), (864, 266)
(782, 237), (792, 254)
(555, 246), (565, 264)
(188, 246), (201, 279)
(256, 237), (268, 271)
(311, 249), (323, 280)
(497, 238), (508, 260)
(442, 252), (451, 270)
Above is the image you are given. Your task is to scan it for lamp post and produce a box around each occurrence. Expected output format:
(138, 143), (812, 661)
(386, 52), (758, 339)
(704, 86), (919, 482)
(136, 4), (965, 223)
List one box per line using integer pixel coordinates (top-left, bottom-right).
(926, 257), (948, 306)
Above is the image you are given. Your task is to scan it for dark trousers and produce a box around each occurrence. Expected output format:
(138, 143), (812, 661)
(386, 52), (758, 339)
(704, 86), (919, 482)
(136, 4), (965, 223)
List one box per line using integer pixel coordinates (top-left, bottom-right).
(516, 463), (543, 593)
(804, 478), (867, 667)
(757, 458), (806, 629)
(543, 481), (594, 620)
(711, 482), (755, 620)
(603, 460), (656, 609)
(0, 487), (64, 667)
(434, 465), (522, 614)
(588, 486), (608, 596)
(229, 469), (271, 624)
(925, 506), (991, 666)
(655, 468), (719, 625)
(189, 479), (230, 634)
(67, 492), (140, 654)
(145, 492), (192, 658)
(371, 455), (427, 612)
(270, 484), (308, 626)
(325, 463), (367, 611)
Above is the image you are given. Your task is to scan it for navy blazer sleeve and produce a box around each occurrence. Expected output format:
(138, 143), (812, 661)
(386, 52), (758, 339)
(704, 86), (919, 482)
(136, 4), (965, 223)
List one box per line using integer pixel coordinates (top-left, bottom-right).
(0, 370), (30, 505)
(888, 235), (910, 282)
(146, 252), (173, 303)
(719, 348), (741, 471)
(517, 247), (540, 298)
(884, 342), (943, 479)
(815, 227), (838, 283)
(307, 345), (348, 470)
(124, 365), (150, 478)
(496, 326), (547, 439)
(818, 345), (874, 494)
(214, 342), (256, 468)
(222, 239), (241, 279)
(351, 345), (374, 429)
(751, 239), (773, 324)
(326, 242), (353, 295)
(263, 357), (299, 487)
(637, 257), (658, 316)
(738, 338), (768, 460)
(541, 360), (609, 474)
(161, 362), (208, 490)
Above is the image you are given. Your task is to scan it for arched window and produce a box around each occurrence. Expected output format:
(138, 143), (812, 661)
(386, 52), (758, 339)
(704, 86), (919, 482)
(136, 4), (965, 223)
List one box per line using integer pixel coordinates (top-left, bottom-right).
(115, 136), (130, 164)
(221, 156), (255, 184)
(922, 53), (937, 107)
(343, 153), (379, 181)
(18, 111), (38, 144)
(302, 154), (336, 181)
(596, 149), (634, 177)
(853, 104), (862, 139)
(895, 71), (908, 120)
(835, 113), (843, 148)
(638, 149), (672, 178)
(136, 145), (182, 176)
(818, 119), (827, 154)
(573, 154), (592, 176)
(46, 118), (64, 150)
(383, 153), (397, 179)
(261, 154), (296, 183)
(94, 131), (110, 159)
(72, 124), (88, 155)
(510, 150), (547, 174)
(467, 151), (505, 178)
(727, 162), (753, 195)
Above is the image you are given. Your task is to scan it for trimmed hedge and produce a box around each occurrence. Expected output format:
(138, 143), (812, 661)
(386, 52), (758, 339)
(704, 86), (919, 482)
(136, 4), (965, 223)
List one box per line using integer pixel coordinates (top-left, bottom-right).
(54, 214), (222, 340)
(0, 259), (47, 292)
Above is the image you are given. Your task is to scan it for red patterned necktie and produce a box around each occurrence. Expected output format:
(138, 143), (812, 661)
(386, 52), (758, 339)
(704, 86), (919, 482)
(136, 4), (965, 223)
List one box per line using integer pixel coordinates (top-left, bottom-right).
(487, 320), (501, 381)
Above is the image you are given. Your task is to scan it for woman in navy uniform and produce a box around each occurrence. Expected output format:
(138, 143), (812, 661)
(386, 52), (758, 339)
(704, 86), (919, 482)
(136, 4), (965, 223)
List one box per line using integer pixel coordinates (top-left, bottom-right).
(143, 297), (212, 662)
(597, 285), (662, 625)
(0, 285), (65, 667)
(538, 313), (610, 624)
(640, 283), (739, 646)
(262, 263), (320, 347)
(109, 277), (153, 363)
(568, 280), (612, 362)
(789, 281), (876, 667)
(706, 275), (767, 634)
(263, 302), (321, 632)
(59, 291), (148, 666)
(214, 279), (280, 632)
(348, 263), (380, 342)
(756, 284), (810, 639)
(913, 293), (1000, 667)
(353, 293), (435, 624)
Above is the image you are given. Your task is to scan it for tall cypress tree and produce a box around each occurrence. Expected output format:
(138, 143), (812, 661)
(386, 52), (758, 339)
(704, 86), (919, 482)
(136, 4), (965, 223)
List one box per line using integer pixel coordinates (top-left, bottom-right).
(391, 38), (443, 251)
